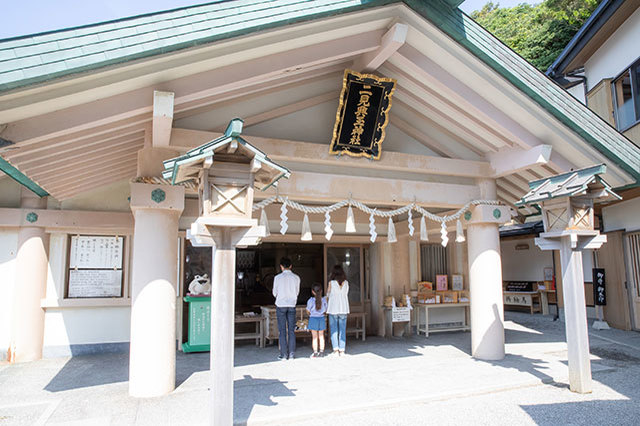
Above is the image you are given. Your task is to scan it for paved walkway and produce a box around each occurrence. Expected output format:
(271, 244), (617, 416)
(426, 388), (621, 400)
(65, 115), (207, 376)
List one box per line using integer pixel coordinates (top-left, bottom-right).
(1, 312), (639, 425)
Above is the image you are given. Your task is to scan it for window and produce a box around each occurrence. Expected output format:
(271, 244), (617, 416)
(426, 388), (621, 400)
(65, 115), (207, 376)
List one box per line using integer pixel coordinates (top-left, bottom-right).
(612, 60), (640, 131)
(66, 235), (125, 298)
(420, 243), (448, 283)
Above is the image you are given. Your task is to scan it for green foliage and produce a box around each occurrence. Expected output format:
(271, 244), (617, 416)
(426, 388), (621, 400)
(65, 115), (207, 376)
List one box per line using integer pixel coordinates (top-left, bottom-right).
(470, 0), (600, 71)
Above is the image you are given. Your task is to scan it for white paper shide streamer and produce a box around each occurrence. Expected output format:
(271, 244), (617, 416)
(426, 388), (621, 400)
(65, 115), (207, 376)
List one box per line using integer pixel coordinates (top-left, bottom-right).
(279, 202), (288, 235)
(440, 222), (449, 247)
(420, 215), (428, 241)
(369, 212), (377, 243)
(259, 208), (270, 237)
(324, 211), (333, 241)
(345, 205), (356, 233)
(301, 213), (312, 241)
(455, 219), (465, 243)
(387, 217), (397, 243)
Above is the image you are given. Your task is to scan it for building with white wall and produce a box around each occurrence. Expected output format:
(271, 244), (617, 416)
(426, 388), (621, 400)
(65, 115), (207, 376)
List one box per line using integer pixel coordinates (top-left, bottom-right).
(1, 0), (640, 397)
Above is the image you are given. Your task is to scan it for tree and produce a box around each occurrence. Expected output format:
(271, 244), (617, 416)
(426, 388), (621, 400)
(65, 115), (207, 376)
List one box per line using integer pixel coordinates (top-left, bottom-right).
(471, 0), (600, 72)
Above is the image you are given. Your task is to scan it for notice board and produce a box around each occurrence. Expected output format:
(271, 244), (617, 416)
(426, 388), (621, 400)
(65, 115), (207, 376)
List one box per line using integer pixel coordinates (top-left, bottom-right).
(67, 235), (124, 298)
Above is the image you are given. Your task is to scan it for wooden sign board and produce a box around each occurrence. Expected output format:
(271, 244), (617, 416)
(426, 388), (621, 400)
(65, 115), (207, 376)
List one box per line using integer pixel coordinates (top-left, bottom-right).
(329, 70), (396, 160)
(593, 268), (606, 306)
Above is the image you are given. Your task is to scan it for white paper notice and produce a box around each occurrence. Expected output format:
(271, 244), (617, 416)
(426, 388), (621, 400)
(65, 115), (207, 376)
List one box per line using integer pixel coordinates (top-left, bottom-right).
(69, 236), (123, 269)
(68, 269), (123, 298)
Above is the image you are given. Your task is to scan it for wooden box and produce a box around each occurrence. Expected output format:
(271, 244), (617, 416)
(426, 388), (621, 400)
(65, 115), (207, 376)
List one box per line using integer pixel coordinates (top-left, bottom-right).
(417, 291), (440, 304)
(458, 290), (469, 303)
(437, 290), (458, 303)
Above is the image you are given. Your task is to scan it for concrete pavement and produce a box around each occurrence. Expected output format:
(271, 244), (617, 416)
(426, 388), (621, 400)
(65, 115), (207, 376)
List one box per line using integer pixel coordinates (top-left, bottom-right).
(0, 312), (639, 425)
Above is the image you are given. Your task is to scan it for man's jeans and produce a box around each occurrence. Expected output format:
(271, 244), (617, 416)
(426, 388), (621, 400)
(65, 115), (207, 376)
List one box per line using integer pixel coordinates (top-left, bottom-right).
(276, 306), (296, 357)
(329, 314), (347, 351)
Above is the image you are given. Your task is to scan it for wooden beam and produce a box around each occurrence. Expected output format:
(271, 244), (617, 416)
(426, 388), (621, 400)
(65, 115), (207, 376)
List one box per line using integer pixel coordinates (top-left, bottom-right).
(260, 171), (481, 208)
(389, 116), (457, 158)
(152, 91), (174, 148)
(31, 149), (141, 181)
(353, 23), (408, 72)
(487, 145), (552, 178)
(45, 159), (138, 190)
(19, 134), (143, 172)
(169, 128), (493, 178)
(385, 64), (507, 151)
(0, 207), (133, 229)
(52, 169), (135, 200)
(2, 30), (383, 147)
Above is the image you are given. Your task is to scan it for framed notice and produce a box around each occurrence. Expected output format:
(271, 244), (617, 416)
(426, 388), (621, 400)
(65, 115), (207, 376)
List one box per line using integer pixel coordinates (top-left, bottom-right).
(436, 275), (448, 291)
(392, 307), (411, 322)
(67, 235), (125, 298)
(452, 275), (463, 291)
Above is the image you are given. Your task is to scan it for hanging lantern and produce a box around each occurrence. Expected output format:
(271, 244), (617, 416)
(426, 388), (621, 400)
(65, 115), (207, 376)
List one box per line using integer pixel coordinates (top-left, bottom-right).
(440, 222), (449, 247)
(324, 211), (333, 241)
(259, 208), (270, 237)
(420, 215), (429, 241)
(369, 211), (377, 243)
(280, 202), (288, 235)
(301, 213), (312, 241)
(345, 205), (356, 233)
(387, 217), (397, 243)
(408, 209), (415, 237)
(455, 219), (465, 243)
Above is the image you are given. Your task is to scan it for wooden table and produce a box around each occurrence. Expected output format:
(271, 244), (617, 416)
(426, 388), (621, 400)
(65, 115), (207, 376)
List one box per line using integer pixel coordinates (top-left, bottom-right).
(347, 312), (367, 341)
(414, 302), (470, 337)
(234, 315), (265, 348)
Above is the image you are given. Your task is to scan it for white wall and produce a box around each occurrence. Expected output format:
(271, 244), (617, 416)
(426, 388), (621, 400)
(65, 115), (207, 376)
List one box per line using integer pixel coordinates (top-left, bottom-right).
(0, 230), (18, 359)
(501, 237), (594, 282)
(501, 238), (552, 282)
(602, 197), (640, 233)
(43, 307), (131, 348)
(585, 8), (640, 91)
(567, 83), (586, 104)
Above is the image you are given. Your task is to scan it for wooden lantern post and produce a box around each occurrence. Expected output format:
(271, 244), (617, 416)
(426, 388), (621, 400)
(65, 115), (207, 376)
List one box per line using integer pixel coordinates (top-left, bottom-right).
(517, 164), (621, 393)
(163, 119), (289, 425)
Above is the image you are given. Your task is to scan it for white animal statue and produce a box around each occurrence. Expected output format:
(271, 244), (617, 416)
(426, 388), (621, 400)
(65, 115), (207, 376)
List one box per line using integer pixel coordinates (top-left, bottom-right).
(188, 274), (211, 295)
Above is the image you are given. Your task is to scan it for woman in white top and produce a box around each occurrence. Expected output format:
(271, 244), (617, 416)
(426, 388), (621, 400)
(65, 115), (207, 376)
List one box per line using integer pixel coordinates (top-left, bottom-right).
(326, 264), (349, 356)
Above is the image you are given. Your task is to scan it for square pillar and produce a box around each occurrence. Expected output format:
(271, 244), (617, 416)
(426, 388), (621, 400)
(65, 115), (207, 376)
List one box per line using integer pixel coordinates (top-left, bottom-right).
(129, 183), (184, 397)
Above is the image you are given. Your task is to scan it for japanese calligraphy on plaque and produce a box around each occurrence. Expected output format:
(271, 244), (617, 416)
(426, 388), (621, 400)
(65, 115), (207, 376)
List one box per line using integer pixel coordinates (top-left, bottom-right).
(329, 70), (396, 160)
(592, 268), (606, 306)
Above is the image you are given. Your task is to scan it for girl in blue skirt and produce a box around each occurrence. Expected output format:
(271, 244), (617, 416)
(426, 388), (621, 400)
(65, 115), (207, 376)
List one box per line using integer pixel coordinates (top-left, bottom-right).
(306, 283), (328, 358)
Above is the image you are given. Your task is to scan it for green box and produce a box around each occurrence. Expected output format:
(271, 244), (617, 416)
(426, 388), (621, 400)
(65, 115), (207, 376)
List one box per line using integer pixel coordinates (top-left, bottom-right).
(182, 296), (211, 353)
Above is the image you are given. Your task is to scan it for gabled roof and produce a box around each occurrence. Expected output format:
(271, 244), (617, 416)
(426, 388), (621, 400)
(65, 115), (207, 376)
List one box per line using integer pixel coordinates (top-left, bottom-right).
(1, 0), (640, 199)
(547, 0), (640, 77)
(162, 118), (290, 190)
(516, 164), (621, 206)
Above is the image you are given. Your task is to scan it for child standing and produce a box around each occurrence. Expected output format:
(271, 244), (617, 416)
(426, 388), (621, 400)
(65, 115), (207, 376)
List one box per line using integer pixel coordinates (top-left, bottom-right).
(306, 283), (328, 358)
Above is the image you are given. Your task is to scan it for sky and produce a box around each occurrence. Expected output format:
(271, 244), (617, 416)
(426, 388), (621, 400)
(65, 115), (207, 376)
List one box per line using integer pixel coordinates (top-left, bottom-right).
(0, 0), (540, 40)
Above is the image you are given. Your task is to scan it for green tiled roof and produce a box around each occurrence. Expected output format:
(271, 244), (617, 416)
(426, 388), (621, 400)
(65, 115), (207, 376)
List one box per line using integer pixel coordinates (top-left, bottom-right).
(1, 0), (639, 186)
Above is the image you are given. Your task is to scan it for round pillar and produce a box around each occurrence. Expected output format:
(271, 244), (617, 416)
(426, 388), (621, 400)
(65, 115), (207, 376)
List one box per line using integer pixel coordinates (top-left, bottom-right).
(467, 178), (505, 360)
(10, 189), (48, 363)
(129, 183), (184, 397)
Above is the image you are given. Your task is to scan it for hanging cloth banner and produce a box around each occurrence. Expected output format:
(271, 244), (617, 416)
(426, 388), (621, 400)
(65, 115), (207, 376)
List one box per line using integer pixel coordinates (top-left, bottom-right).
(329, 70), (396, 160)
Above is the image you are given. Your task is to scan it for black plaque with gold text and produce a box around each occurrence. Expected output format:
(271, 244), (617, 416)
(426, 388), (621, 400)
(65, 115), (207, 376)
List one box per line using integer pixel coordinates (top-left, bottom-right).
(329, 70), (396, 160)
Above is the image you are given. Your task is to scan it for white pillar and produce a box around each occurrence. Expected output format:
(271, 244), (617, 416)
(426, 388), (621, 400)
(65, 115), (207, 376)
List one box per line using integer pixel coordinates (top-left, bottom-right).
(129, 183), (184, 397)
(210, 229), (236, 425)
(467, 178), (505, 360)
(10, 188), (48, 362)
(559, 236), (592, 393)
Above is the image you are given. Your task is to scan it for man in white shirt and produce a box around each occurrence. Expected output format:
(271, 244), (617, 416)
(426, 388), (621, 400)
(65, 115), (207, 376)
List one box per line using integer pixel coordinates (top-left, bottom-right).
(273, 257), (300, 360)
